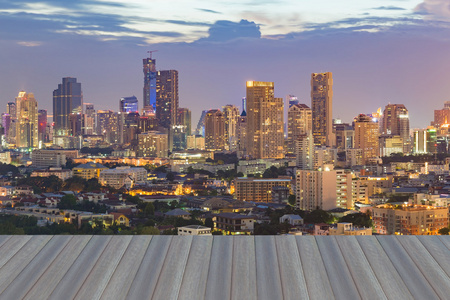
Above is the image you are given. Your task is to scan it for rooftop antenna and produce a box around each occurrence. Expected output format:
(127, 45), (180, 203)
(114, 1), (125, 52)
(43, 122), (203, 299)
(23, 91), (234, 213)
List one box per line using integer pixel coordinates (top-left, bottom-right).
(147, 50), (158, 59)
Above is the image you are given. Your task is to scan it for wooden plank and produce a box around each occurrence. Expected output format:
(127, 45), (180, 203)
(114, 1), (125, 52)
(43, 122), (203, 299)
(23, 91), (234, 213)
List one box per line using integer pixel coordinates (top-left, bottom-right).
(296, 236), (334, 300)
(0, 236), (72, 300)
(151, 236), (193, 299)
(356, 236), (413, 300)
(437, 235), (450, 250)
(0, 235), (51, 294)
(177, 236), (213, 300)
(100, 236), (152, 300)
(22, 236), (92, 300)
(204, 236), (233, 300)
(126, 236), (172, 299)
(255, 236), (283, 300)
(0, 236), (11, 249)
(0, 236), (31, 270)
(48, 235), (112, 300)
(396, 236), (450, 299)
(316, 236), (360, 300)
(74, 235), (133, 300)
(335, 236), (386, 300)
(231, 236), (257, 300)
(275, 236), (309, 300)
(417, 236), (450, 278)
(376, 236), (439, 300)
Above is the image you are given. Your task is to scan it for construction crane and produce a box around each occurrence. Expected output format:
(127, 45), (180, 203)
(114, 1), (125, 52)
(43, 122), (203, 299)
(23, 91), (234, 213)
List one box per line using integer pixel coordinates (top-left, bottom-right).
(147, 50), (158, 59)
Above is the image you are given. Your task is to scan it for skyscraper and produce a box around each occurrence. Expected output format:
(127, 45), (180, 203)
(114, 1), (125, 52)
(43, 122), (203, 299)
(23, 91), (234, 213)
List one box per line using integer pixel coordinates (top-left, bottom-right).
(38, 109), (47, 144)
(143, 56), (157, 112)
(205, 109), (226, 151)
(97, 110), (118, 144)
(177, 108), (191, 135)
(195, 110), (208, 136)
(287, 103), (312, 154)
(354, 114), (379, 164)
(156, 70), (178, 129)
(222, 104), (240, 151)
(120, 96), (138, 113)
(237, 106), (247, 159)
(311, 72), (333, 146)
(246, 81), (284, 159)
(84, 104), (96, 135)
(380, 104), (410, 153)
(15, 91), (38, 148)
(53, 77), (83, 136)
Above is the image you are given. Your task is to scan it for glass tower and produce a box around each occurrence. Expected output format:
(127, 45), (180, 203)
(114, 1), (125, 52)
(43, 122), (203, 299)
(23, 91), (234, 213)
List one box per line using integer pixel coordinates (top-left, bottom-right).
(143, 58), (157, 113)
(53, 77), (83, 136)
(120, 96), (138, 113)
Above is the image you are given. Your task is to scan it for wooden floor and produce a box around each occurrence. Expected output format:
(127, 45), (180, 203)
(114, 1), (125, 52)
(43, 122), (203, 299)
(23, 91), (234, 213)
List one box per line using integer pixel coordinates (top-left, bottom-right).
(0, 235), (448, 299)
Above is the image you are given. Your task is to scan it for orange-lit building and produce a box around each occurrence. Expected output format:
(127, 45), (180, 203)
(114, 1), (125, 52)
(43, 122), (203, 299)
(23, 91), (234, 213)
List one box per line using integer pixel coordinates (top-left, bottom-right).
(372, 204), (448, 235)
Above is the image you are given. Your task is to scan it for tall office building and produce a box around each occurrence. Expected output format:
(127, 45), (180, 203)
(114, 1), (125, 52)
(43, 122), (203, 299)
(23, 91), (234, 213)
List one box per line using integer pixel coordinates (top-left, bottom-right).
(120, 96), (138, 113)
(15, 91), (38, 148)
(205, 109), (226, 151)
(380, 104), (410, 153)
(354, 114), (379, 164)
(433, 101), (450, 127)
(84, 104), (96, 135)
(143, 56), (157, 112)
(1, 113), (11, 142)
(156, 70), (178, 129)
(177, 108), (191, 135)
(237, 108), (247, 159)
(53, 77), (83, 136)
(97, 110), (118, 144)
(246, 81), (284, 159)
(222, 105), (240, 151)
(6, 102), (16, 144)
(311, 72), (333, 146)
(195, 110), (208, 136)
(287, 103), (312, 154)
(38, 109), (48, 144)
(295, 131), (314, 170)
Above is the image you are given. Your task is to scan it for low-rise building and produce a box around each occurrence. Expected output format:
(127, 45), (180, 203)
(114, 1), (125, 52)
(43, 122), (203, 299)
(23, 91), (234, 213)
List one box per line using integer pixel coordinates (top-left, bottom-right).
(329, 222), (372, 236)
(31, 149), (79, 168)
(235, 177), (292, 202)
(99, 166), (147, 189)
(372, 204), (448, 235)
(31, 167), (72, 181)
(178, 225), (212, 235)
(72, 163), (108, 180)
(214, 212), (255, 235)
(279, 214), (304, 226)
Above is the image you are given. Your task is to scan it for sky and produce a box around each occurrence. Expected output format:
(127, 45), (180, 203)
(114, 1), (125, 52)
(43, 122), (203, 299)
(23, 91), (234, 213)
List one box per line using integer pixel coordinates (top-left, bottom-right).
(1, 0), (450, 129)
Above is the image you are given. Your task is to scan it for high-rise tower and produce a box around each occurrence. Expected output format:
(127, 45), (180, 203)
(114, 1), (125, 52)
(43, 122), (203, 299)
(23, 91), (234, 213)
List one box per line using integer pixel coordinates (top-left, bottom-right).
(120, 96), (138, 113)
(205, 109), (226, 151)
(53, 77), (83, 136)
(381, 104), (410, 153)
(143, 56), (157, 112)
(15, 91), (38, 148)
(246, 81), (284, 159)
(354, 114), (379, 164)
(156, 70), (178, 129)
(287, 103), (312, 154)
(222, 104), (240, 151)
(311, 72), (333, 146)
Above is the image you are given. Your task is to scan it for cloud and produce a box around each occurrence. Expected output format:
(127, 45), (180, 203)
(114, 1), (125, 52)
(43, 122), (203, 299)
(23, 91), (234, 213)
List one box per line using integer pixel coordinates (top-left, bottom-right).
(373, 6), (407, 11)
(17, 41), (42, 47)
(196, 8), (221, 14)
(415, 0), (450, 20)
(199, 19), (261, 42)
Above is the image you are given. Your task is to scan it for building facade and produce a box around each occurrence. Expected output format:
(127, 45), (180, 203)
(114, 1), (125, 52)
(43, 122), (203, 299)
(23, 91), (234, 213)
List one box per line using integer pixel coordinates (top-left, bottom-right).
(235, 177), (291, 202)
(156, 70), (178, 129)
(120, 96), (138, 113)
(205, 109), (226, 151)
(380, 104), (410, 153)
(287, 104), (312, 154)
(53, 77), (83, 136)
(143, 56), (157, 112)
(311, 72), (333, 146)
(246, 81), (284, 159)
(15, 91), (38, 148)
(354, 114), (379, 164)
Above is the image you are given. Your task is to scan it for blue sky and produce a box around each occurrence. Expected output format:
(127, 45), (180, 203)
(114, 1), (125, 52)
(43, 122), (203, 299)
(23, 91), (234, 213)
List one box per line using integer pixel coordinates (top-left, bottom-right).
(1, 0), (450, 128)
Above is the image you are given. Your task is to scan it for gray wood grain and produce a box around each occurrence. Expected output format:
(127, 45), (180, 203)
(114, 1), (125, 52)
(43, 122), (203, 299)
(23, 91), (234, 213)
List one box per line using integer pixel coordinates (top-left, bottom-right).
(295, 236), (334, 300)
(316, 236), (360, 300)
(22, 236), (92, 300)
(0, 236), (11, 249)
(335, 236), (386, 300)
(0, 236), (31, 270)
(151, 236), (193, 300)
(255, 236), (283, 300)
(275, 235), (309, 300)
(100, 236), (152, 300)
(74, 235), (133, 300)
(396, 236), (450, 299)
(355, 236), (413, 300)
(376, 236), (439, 300)
(0, 236), (72, 300)
(417, 236), (450, 278)
(126, 236), (172, 300)
(231, 236), (257, 300)
(48, 235), (112, 300)
(177, 236), (213, 300)
(0, 235), (51, 294)
(204, 236), (233, 300)
(437, 235), (450, 250)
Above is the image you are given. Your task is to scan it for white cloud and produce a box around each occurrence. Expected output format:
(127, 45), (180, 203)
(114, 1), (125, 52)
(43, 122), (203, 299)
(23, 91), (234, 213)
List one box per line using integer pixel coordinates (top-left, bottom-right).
(17, 41), (42, 47)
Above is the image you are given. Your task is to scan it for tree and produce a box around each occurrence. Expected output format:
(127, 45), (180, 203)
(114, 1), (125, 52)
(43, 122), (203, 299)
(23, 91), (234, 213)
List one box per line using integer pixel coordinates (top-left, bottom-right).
(205, 217), (214, 229)
(166, 172), (175, 182)
(136, 226), (160, 235)
(438, 227), (450, 235)
(339, 212), (373, 228)
(303, 209), (333, 224)
(288, 194), (296, 206)
(144, 202), (155, 216)
(58, 194), (77, 209)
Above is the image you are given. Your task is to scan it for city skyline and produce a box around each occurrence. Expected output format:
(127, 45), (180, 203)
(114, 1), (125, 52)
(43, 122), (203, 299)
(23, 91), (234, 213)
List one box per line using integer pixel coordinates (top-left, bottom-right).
(1, 1), (450, 128)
